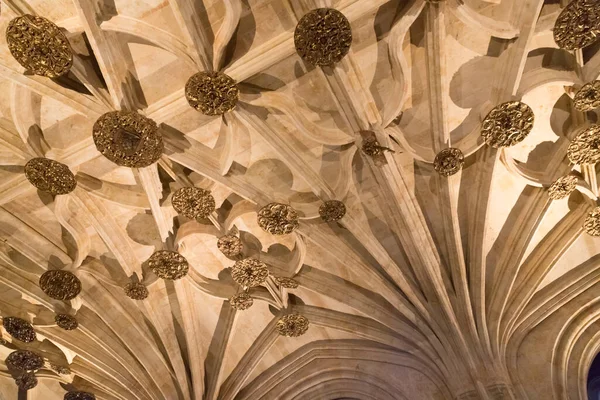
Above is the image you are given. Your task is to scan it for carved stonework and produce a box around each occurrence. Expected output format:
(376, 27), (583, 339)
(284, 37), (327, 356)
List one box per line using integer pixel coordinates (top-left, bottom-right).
(217, 235), (243, 258)
(49, 363), (70, 375)
(434, 148), (464, 176)
(171, 187), (215, 219)
(567, 125), (600, 164)
(362, 136), (394, 157)
(64, 392), (96, 400)
(294, 8), (352, 66)
(148, 251), (189, 280)
(229, 292), (253, 310)
(55, 314), (78, 330)
(185, 71), (239, 115)
(124, 282), (148, 300)
(15, 372), (37, 390)
(6, 350), (44, 371)
(6, 15), (73, 77)
(481, 101), (534, 148)
(584, 207), (600, 236)
(274, 276), (299, 289)
(231, 258), (269, 288)
(574, 80), (600, 111)
(548, 175), (578, 200)
(2, 317), (36, 343)
(25, 158), (77, 195)
(39, 270), (81, 301)
(93, 111), (163, 168)
(257, 203), (299, 235)
(319, 200), (347, 222)
(554, 0), (600, 50)
(276, 314), (309, 337)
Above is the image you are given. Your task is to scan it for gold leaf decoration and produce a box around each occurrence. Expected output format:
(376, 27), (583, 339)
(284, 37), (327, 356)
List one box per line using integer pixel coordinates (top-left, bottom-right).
(24, 158), (76, 195)
(274, 276), (299, 289)
(93, 111), (163, 168)
(39, 270), (81, 301)
(319, 200), (346, 222)
(15, 372), (37, 391)
(124, 282), (148, 300)
(554, 0), (600, 50)
(276, 314), (309, 337)
(481, 101), (534, 148)
(185, 71), (239, 115)
(64, 392), (96, 400)
(231, 258), (269, 288)
(171, 187), (215, 219)
(148, 251), (189, 280)
(5, 350), (44, 371)
(434, 148), (465, 177)
(2, 317), (36, 343)
(584, 207), (600, 236)
(55, 314), (78, 331)
(567, 125), (600, 164)
(548, 175), (578, 200)
(294, 8), (352, 66)
(229, 292), (253, 310)
(362, 136), (394, 157)
(257, 203), (299, 235)
(6, 15), (73, 77)
(217, 235), (243, 257)
(574, 80), (600, 111)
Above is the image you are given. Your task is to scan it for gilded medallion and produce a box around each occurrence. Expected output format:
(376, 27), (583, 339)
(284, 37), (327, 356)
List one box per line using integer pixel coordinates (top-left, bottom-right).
(567, 125), (600, 165)
(148, 251), (189, 280)
(185, 71), (239, 115)
(39, 270), (81, 301)
(295, 8), (352, 66)
(257, 203), (299, 235)
(2, 317), (36, 343)
(276, 314), (309, 337)
(319, 200), (346, 222)
(481, 102), (534, 148)
(25, 158), (76, 195)
(231, 258), (269, 288)
(171, 187), (215, 219)
(217, 235), (243, 258)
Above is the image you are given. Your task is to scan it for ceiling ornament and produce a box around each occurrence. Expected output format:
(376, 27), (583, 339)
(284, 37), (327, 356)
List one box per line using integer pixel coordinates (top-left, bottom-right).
(583, 207), (600, 236)
(434, 148), (464, 176)
(49, 363), (70, 375)
(362, 136), (394, 157)
(574, 80), (600, 111)
(275, 314), (309, 337)
(231, 258), (269, 288)
(319, 200), (347, 222)
(294, 8), (352, 66)
(171, 187), (215, 219)
(274, 276), (299, 289)
(15, 372), (38, 391)
(55, 314), (78, 331)
(185, 72), (239, 116)
(39, 270), (81, 301)
(554, 0), (600, 50)
(258, 203), (299, 235)
(92, 111), (163, 168)
(217, 234), (243, 258)
(2, 317), (36, 343)
(24, 158), (77, 195)
(548, 175), (578, 200)
(148, 251), (189, 280)
(64, 391), (96, 400)
(6, 350), (44, 371)
(229, 292), (254, 311)
(6, 15), (73, 78)
(124, 282), (148, 300)
(481, 101), (534, 148)
(567, 125), (600, 164)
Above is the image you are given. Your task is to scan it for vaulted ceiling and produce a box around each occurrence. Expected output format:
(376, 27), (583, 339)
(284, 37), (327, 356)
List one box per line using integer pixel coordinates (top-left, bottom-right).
(1, 0), (600, 399)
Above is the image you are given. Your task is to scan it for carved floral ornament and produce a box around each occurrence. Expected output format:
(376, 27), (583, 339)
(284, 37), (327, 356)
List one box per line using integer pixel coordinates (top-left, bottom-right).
(554, 0), (600, 50)
(185, 71), (239, 116)
(217, 234), (243, 258)
(567, 125), (600, 164)
(584, 206), (600, 236)
(548, 175), (579, 200)
(171, 187), (215, 219)
(124, 282), (148, 300)
(39, 270), (81, 301)
(6, 350), (44, 371)
(574, 80), (600, 111)
(6, 15), (73, 78)
(361, 135), (394, 157)
(231, 258), (269, 288)
(2, 317), (36, 343)
(64, 392), (96, 400)
(229, 292), (254, 311)
(434, 148), (464, 177)
(55, 314), (78, 330)
(93, 111), (163, 168)
(295, 8), (352, 66)
(319, 200), (347, 222)
(148, 250), (189, 280)
(481, 101), (534, 148)
(258, 203), (299, 235)
(25, 158), (77, 195)
(276, 314), (309, 337)
(274, 276), (299, 289)
(15, 372), (38, 390)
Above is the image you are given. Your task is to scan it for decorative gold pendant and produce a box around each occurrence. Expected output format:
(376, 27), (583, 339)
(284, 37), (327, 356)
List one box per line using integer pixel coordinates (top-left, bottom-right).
(554, 0), (600, 50)
(548, 175), (578, 200)
(2, 317), (36, 343)
(39, 270), (81, 301)
(574, 81), (600, 111)
(5, 350), (44, 371)
(584, 207), (600, 236)
(295, 8), (352, 66)
(319, 200), (346, 222)
(229, 292), (254, 310)
(276, 314), (309, 337)
(231, 258), (269, 288)
(171, 187), (215, 219)
(124, 282), (148, 300)
(15, 372), (37, 390)
(481, 101), (534, 148)
(434, 148), (464, 176)
(217, 235), (243, 258)
(148, 251), (189, 280)
(567, 125), (600, 165)
(55, 314), (78, 330)
(257, 203), (299, 235)
(25, 158), (76, 195)
(185, 71), (239, 115)
(6, 15), (73, 77)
